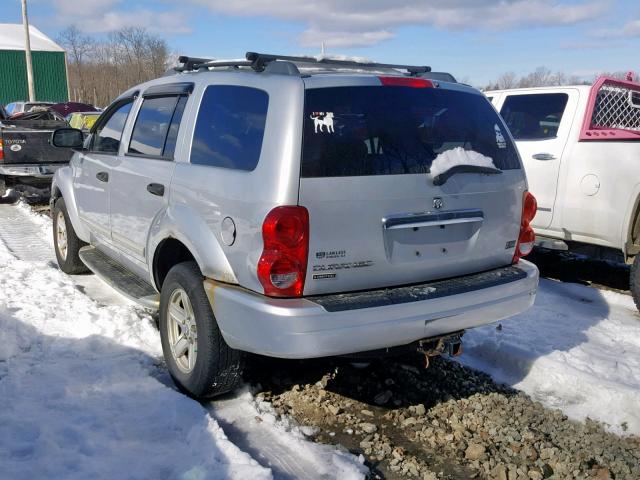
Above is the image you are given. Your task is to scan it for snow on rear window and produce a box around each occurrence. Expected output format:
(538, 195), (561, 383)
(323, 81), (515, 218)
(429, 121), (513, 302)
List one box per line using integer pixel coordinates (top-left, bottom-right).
(429, 147), (497, 179)
(301, 86), (520, 178)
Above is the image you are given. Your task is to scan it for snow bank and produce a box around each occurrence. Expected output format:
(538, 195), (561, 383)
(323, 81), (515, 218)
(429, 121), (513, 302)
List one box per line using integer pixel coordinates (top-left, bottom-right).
(0, 253), (270, 480)
(430, 147), (497, 179)
(459, 278), (640, 436)
(0, 204), (367, 480)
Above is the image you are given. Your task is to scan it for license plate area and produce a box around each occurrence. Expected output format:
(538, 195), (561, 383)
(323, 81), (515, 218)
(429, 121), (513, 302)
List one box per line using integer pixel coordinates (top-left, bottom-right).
(383, 209), (483, 263)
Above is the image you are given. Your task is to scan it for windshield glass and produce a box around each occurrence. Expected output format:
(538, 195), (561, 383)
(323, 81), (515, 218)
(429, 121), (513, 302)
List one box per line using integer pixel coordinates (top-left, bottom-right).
(302, 86), (520, 178)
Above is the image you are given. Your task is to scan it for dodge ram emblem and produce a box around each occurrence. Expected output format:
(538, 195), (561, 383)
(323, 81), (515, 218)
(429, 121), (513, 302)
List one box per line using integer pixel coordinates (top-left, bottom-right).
(433, 197), (444, 210)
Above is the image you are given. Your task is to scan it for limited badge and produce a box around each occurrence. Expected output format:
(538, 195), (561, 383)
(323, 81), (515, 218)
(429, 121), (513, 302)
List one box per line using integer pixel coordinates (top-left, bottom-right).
(310, 112), (335, 133)
(313, 273), (337, 280)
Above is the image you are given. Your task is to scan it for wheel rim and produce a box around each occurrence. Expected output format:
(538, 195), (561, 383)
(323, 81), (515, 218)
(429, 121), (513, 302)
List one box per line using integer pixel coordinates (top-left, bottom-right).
(167, 288), (198, 374)
(56, 211), (68, 261)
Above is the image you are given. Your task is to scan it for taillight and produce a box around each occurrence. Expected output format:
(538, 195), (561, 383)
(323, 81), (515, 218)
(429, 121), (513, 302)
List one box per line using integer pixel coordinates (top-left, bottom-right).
(513, 191), (537, 263)
(258, 206), (309, 297)
(0, 138), (4, 161)
(378, 76), (433, 88)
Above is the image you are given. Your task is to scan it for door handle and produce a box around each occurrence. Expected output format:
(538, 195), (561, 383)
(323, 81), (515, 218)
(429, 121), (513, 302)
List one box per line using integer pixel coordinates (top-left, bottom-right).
(146, 183), (165, 197)
(96, 171), (109, 182)
(532, 153), (556, 161)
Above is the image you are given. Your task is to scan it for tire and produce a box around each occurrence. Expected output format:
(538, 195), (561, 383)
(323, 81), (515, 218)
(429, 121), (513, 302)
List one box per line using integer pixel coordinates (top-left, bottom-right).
(159, 261), (243, 398)
(630, 255), (640, 312)
(52, 198), (89, 274)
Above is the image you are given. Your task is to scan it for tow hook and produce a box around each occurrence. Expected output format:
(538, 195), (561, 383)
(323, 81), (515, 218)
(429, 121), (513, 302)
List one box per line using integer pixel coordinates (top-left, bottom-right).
(417, 333), (464, 369)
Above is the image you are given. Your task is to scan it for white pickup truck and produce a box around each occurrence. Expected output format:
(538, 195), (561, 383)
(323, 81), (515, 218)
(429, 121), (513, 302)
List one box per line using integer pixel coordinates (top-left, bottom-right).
(487, 76), (640, 307)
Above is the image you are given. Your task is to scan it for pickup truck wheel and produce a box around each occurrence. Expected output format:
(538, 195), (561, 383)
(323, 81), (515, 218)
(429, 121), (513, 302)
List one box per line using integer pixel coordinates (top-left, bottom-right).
(52, 198), (89, 274)
(159, 261), (243, 399)
(630, 256), (640, 311)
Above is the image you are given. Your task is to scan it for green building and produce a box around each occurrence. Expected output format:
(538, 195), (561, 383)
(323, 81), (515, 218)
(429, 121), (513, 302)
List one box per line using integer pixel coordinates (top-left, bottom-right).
(0, 23), (69, 105)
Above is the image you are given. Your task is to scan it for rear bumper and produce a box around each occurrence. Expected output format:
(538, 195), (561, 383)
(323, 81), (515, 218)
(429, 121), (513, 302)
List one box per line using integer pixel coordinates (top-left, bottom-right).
(207, 260), (539, 359)
(0, 164), (65, 178)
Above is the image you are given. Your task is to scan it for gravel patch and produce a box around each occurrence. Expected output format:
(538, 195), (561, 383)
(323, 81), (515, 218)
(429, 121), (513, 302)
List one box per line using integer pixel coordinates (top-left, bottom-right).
(246, 354), (640, 479)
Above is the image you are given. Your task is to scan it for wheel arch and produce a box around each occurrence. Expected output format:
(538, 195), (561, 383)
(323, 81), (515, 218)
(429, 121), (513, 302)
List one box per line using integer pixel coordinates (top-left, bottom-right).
(152, 238), (197, 290)
(51, 168), (90, 242)
(623, 185), (640, 260)
(148, 203), (238, 291)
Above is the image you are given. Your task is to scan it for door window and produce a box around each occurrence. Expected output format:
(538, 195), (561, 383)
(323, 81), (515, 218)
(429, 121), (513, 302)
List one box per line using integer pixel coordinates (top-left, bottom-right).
(500, 93), (568, 140)
(190, 86), (269, 171)
(128, 96), (187, 158)
(163, 97), (188, 158)
(92, 101), (133, 154)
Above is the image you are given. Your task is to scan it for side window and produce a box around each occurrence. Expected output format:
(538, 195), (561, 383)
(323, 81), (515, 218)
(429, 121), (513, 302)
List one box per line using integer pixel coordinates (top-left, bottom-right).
(190, 85), (269, 171)
(128, 95), (187, 158)
(163, 96), (188, 159)
(92, 101), (133, 154)
(500, 93), (568, 140)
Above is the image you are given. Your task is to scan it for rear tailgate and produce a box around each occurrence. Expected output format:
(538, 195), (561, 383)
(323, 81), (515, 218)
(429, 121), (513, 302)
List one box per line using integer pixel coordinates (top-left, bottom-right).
(299, 77), (526, 295)
(0, 121), (73, 165)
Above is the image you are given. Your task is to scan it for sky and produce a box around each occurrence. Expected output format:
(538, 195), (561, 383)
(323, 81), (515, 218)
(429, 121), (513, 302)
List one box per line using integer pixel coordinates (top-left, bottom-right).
(2, 0), (639, 85)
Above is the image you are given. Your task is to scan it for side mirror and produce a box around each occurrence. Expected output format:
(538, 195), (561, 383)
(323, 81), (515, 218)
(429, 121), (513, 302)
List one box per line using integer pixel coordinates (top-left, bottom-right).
(51, 128), (84, 149)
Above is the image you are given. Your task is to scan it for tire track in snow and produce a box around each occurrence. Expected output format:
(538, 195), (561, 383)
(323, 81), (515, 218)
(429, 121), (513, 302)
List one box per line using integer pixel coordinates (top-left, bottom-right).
(207, 392), (364, 480)
(0, 204), (53, 262)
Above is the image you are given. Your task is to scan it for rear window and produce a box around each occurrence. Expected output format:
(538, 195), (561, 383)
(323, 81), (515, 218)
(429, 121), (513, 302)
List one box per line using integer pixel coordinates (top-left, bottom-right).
(500, 93), (568, 140)
(302, 86), (519, 178)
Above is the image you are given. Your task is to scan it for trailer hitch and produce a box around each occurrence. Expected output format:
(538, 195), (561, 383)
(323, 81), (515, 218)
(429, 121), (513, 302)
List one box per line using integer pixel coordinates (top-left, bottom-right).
(417, 332), (464, 368)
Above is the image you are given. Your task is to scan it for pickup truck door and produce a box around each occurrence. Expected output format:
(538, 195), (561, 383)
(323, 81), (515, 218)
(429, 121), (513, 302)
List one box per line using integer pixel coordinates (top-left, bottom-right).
(108, 91), (189, 263)
(498, 89), (578, 229)
(74, 99), (134, 241)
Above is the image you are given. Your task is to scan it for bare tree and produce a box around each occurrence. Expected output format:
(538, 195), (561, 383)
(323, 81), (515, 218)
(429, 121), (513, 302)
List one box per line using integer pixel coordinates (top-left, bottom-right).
(496, 72), (518, 89)
(57, 27), (170, 107)
(484, 67), (594, 91)
(57, 26), (95, 101)
(595, 71), (639, 82)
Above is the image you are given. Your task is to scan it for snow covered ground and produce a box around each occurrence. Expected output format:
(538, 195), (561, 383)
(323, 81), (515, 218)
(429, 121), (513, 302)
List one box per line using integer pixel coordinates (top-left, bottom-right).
(0, 203), (366, 480)
(460, 276), (640, 436)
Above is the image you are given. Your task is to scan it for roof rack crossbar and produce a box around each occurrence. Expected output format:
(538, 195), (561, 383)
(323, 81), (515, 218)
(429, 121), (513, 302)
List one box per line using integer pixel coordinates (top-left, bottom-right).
(194, 60), (253, 69)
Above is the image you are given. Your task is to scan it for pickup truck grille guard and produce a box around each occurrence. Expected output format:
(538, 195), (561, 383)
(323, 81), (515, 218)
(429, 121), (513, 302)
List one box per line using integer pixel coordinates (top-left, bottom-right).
(581, 76), (640, 141)
(308, 265), (527, 312)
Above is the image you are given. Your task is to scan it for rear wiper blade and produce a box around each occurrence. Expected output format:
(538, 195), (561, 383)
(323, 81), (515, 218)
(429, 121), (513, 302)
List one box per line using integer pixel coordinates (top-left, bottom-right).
(432, 165), (502, 186)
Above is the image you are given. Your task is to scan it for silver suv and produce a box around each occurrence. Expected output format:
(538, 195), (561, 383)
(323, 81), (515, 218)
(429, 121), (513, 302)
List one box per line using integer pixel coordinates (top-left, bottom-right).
(50, 52), (539, 398)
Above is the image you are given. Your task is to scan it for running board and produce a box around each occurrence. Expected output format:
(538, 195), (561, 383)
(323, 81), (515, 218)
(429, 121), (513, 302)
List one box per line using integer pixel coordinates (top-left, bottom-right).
(79, 246), (159, 310)
(534, 235), (568, 251)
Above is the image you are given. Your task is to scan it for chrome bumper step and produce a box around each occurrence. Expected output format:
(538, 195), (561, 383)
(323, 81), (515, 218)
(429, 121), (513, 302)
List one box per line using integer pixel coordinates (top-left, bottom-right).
(308, 265), (527, 312)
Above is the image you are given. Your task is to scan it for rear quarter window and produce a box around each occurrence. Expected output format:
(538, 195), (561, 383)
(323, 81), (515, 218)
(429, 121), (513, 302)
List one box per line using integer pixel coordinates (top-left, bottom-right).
(190, 85), (269, 171)
(500, 93), (568, 140)
(302, 86), (520, 178)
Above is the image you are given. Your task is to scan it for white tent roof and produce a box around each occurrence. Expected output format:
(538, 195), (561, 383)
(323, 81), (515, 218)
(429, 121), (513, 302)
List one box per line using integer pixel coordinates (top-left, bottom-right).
(0, 24), (64, 53)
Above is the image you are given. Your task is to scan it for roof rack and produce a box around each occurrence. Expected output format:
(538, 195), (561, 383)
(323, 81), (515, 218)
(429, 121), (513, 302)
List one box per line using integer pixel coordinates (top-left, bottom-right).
(175, 52), (432, 76)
